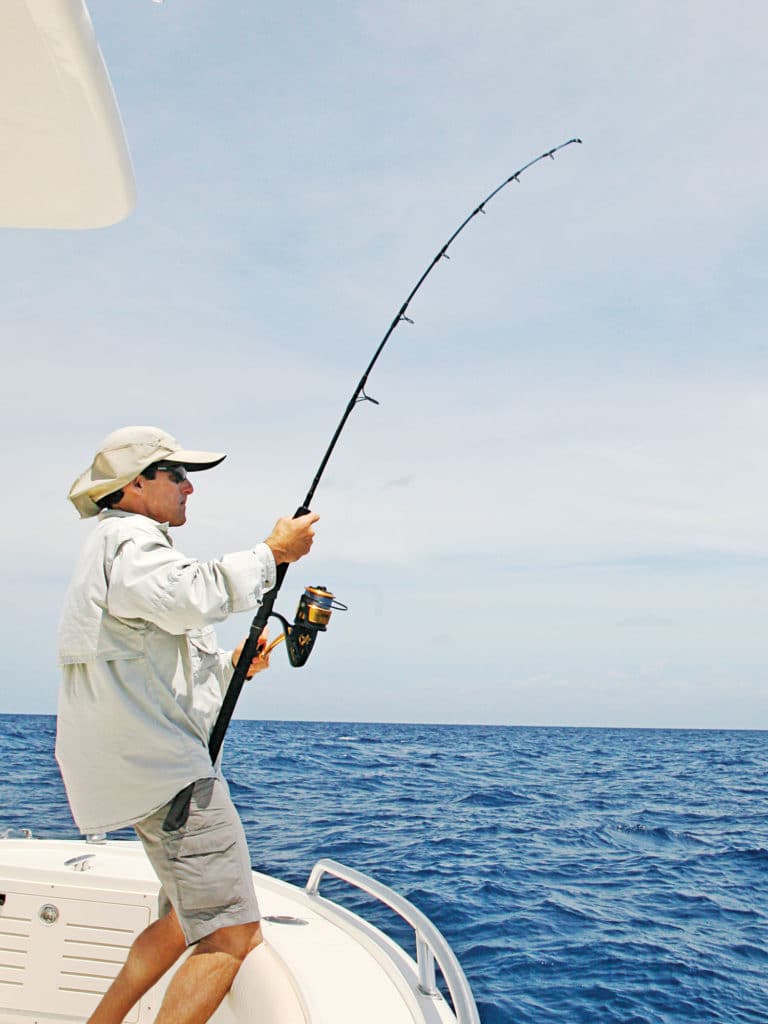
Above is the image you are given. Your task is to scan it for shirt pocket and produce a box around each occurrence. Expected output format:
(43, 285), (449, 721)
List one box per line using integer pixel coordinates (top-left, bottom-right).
(187, 626), (220, 684)
(164, 824), (239, 912)
(187, 625), (219, 655)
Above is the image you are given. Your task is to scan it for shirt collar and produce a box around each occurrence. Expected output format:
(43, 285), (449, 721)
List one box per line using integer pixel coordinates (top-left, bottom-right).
(97, 509), (172, 536)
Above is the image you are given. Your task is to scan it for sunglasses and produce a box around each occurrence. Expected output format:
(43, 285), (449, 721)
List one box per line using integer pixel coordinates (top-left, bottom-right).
(154, 464), (189, 485)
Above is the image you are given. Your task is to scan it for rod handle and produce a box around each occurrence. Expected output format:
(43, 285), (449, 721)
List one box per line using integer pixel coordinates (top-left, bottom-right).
(207, 503), (313, 763)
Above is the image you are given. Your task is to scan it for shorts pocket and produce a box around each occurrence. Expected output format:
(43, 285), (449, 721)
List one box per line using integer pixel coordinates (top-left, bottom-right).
(165, 825), (239, 912)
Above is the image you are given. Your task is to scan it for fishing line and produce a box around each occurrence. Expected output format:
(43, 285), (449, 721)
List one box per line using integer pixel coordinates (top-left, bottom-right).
(163, 137), (582, 829)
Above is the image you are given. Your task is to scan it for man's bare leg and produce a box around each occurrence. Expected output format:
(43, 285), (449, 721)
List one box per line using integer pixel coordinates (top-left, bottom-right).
(88, 909), (187, 1024)
(153, 921), (263, 1024)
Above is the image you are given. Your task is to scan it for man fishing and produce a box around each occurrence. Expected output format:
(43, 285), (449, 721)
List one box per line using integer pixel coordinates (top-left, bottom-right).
(55, 425), (319, 1024)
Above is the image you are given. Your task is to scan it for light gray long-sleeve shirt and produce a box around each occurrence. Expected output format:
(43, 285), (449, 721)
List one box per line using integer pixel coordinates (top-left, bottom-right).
(55, 509), (276, 834)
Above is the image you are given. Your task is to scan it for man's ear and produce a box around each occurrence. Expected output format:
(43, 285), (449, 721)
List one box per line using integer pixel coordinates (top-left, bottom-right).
(127, 476), (143, 491)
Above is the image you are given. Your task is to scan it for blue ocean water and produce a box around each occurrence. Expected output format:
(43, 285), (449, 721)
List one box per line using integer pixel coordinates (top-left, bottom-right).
(1, 715), (767, 1023)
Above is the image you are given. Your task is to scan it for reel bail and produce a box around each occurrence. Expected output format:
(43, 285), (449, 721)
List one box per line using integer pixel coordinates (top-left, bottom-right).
(272, 586), (347, 668)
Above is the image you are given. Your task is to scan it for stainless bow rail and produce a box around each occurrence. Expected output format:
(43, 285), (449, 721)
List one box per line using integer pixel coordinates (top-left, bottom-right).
(306, 858), (479, 1024)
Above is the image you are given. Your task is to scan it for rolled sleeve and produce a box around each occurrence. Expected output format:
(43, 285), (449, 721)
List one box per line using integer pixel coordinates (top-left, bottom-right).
(108, 536), (277, 634)
(219, 543), (276, 611)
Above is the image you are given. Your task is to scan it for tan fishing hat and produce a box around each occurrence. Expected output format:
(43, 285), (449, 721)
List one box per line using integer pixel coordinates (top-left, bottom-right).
(68, 425), (226, 519)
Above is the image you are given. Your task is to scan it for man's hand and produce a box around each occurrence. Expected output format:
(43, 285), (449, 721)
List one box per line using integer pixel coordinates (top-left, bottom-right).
(232, 634), (272, 678)
(264, 511), (319, 564)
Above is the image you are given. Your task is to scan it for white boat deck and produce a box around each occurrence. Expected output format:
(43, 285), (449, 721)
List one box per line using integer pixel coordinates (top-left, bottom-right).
(0, 839), (466, 1024)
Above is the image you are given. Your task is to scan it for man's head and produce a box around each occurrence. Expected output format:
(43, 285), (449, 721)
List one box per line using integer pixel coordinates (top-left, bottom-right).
(68, 426), (226, 524)
(106, 461), (197, 527)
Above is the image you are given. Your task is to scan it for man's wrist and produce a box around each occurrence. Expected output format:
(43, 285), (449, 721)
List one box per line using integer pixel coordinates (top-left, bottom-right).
(264, 538), (286, 565)
(264, 540), (280, 562)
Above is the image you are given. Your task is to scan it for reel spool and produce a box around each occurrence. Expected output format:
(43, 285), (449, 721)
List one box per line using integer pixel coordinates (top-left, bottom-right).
(271, 586), (347, 667)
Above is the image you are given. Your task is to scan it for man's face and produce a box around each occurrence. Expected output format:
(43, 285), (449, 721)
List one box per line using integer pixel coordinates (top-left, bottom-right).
(138, 465), (194, 527)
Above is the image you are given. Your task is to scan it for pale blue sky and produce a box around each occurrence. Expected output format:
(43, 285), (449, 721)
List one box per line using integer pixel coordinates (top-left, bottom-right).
(2, 0), (767, 727)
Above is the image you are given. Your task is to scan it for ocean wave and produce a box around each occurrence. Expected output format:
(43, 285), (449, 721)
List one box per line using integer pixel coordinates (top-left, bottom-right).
(603, 822), (713, 851)
(451, 785), (536, 808)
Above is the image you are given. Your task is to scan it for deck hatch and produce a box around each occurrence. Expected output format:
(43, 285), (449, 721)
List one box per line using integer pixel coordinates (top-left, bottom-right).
(0, 888), (150, 1023)
(0, 903), (31, 988)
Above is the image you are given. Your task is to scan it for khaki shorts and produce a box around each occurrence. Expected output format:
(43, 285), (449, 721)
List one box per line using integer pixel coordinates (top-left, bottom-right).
(134, 776), (260, 945)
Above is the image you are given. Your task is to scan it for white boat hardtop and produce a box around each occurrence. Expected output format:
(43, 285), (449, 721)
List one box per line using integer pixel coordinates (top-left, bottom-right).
(0, 835), (478, 1024)
(0, 0), (135, 228)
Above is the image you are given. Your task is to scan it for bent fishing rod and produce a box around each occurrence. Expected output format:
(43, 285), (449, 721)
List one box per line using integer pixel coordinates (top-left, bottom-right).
(163, 137), (581, 830)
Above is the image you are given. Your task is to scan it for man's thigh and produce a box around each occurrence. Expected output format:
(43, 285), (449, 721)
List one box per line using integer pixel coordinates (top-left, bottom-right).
(135, 777), (260, 946)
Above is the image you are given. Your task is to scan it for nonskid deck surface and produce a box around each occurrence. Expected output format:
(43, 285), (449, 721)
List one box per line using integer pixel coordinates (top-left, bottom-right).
(0, 839), (459, 1024)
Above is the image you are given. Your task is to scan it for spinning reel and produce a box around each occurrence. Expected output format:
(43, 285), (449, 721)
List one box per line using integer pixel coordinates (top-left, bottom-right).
(269, 586), (347, 667)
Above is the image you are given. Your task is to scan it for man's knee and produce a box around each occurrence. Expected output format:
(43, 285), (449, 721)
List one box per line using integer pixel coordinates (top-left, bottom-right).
(195, 921), (263, 962)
